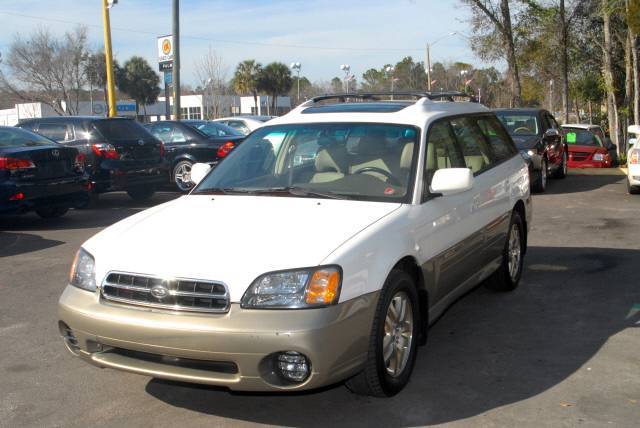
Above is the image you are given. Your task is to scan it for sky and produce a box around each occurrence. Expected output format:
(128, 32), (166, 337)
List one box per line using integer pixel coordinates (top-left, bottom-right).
(0, 0), (483, 86)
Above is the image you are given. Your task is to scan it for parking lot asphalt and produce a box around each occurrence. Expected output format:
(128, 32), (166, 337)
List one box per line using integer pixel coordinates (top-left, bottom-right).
(1, 175), (639, 428)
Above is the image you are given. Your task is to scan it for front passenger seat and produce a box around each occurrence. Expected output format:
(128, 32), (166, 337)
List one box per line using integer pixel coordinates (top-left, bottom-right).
(311, 144), (348, 183)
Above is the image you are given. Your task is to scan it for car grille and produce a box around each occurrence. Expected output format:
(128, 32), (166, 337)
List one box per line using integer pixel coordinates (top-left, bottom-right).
(101, 272), (229, 313)
(571, 151), (591, 161)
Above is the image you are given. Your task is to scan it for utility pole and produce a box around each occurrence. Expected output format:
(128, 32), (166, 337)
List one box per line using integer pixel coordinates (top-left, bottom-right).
(101, 0), (117, 118)
(172, 0), (181, 120)
(426, 44), (432, 91)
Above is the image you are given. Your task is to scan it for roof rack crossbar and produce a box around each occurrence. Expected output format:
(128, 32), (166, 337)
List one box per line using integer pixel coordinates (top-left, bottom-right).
(310, 91), (475, 103)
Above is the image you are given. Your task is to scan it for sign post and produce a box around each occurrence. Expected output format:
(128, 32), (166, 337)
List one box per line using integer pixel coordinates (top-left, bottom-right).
(157, 35), (174, 119)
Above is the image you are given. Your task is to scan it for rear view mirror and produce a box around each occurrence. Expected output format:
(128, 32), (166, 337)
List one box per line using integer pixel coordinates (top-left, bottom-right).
(190, 163), (211, 186)
(430, 168), (474, 196)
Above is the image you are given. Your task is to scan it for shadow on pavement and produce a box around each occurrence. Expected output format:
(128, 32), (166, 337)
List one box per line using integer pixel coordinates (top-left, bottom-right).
(0, 231), (64, 257)
(545, 174), (624, 195)
(145, 246), (640, 427)
(0, 191), (179, 232)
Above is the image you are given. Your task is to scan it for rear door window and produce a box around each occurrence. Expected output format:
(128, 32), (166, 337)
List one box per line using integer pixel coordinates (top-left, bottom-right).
(475, 116), (517, 162)
(450, 117), (495, 175)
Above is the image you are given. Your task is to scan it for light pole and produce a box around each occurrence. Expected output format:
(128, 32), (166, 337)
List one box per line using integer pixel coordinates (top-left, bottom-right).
(340, 64), (351, 93)
(460, 69), (469, 92)
(290, 62), (301, 104)
(385, 66), (395, 98)
(549, 80), (554, 113)
(426, 32), (462, 91)
(101, 0), (117, 117)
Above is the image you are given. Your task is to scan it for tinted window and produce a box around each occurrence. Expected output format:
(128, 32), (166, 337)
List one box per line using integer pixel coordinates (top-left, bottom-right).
(190, 122), (243, 137)
(564, 129), (603, 147)
(476, 116), (517, 162)
(93, 120), (149, 140)
(37, 123), (71, 142)
(227, 121), (250, 134)
(450, 117), (494, 174)
(0, 127), (55, 147)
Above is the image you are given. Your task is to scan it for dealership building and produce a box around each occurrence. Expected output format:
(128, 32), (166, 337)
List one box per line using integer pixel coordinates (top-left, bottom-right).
(0, 94), (291, 126)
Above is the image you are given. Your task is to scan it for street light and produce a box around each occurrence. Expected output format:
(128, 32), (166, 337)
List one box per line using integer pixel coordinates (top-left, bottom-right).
(385, 66), (395, 99)
(425, 32), (458, 91)
(340, 64), (351, 93)
(460, 69), (469, 92)
(290, 62), (301, 104)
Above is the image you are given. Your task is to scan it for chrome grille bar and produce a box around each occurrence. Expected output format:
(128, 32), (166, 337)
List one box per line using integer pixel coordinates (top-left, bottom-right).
(101, 272), (229, 313)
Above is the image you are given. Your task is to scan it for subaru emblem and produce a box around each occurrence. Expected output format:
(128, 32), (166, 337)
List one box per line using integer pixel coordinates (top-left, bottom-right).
(51, 149), (60, 157)
(150, 283), (170, 299)
(138, 140), (145, 146)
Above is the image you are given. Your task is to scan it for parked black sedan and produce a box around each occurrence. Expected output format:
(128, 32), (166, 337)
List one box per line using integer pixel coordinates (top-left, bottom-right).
(1, 126), (88, 218)
(144, 120), (244, 192)
(17, 117), (168, 203)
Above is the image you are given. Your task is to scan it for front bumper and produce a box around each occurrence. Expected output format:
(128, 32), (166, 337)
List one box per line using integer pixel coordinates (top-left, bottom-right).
(628, 164), (640, 186)
(58, 285), (378, 392)
(567, 159), (610, 168)
(0, 176), (88, 215)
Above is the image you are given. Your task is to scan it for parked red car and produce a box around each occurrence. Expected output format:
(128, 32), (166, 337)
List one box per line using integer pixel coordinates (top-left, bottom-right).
(561, 124), (612, 168)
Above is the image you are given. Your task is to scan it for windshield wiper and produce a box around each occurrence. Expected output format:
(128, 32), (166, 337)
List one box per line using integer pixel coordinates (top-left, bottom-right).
(192, 187), (254, 195)
(252, 186), (351, 200)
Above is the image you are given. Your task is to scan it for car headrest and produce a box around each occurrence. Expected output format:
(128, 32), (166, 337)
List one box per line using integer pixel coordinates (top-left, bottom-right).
(315, 145), (347, 173)
(400, 143), (414, 169)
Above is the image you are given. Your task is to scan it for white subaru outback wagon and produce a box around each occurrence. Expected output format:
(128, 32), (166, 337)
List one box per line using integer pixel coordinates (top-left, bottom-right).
(59, 92), (531, 397)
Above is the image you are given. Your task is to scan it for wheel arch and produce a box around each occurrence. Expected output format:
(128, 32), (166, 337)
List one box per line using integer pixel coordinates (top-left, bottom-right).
(391, 256), (429, 346)
(172, 154), (198, 168)
(513, 200), (528, 254)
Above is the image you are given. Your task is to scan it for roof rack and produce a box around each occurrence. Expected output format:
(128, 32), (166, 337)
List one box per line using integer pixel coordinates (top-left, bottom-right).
(310, 91), (476, 104)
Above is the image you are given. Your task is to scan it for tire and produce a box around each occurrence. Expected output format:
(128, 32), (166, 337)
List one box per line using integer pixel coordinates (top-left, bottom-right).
(345, 270), (420, 397)
(172, 160), (194, 193)
(485, 211), (525, 292)
(532, 158), (547, 193)
(35, 206), (69, 219)
(628, 179), (640, 195)
(126, 186), (156, 201)
(553, 150), (567, 179)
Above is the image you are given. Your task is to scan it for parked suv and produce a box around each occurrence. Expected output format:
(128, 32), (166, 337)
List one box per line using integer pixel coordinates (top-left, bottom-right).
(58, 93), (531, 397)
(494, 108), (567, 192)
(17, 117), (168, 202)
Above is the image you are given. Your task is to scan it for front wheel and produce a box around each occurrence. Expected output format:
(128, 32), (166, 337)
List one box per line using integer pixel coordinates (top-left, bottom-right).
(35, 206), (69, 219)
(553, 150), (567, 179)
(532, 158), (547, 193)
(345, 270), (420, 397)
(126, 186), (156, 201)
(485, 211), (525, 292)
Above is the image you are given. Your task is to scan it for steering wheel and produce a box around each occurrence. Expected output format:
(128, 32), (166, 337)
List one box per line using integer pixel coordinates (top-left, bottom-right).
(353, 166), (402, 186)
(513, 127), (532, 135)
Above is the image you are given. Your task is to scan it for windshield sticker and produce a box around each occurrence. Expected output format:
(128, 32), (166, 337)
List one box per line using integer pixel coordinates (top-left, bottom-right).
(566, 132), (577, 144)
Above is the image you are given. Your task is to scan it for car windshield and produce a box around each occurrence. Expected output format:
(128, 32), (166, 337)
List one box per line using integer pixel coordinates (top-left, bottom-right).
(495, 112), (539, 136)
(0, 127), (54, 147)
(193, 123), (419, 203)
(563, 128), (603, 147)
(93, 119), (150, 140)
(188, 121), (243, 137)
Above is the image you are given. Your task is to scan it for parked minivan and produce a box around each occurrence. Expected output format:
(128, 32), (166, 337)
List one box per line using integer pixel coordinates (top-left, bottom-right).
(58, 93), (531, 397)
(18, 117), (168, 203)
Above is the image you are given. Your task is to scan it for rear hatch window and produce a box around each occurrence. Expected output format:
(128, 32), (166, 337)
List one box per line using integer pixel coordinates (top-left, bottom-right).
(92, 120), (161, 161)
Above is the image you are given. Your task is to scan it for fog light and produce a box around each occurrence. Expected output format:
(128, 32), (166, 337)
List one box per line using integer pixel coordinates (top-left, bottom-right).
(277, 351), (310, 382)
(58, 321), (78, 348)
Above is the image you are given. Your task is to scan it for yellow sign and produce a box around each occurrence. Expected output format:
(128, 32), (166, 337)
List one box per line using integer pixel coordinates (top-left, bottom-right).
(162, 39), (171, 55)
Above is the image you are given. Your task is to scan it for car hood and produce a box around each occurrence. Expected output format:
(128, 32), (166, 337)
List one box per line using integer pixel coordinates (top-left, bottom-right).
(83, 195), (401, 301)
(510, 135), (540, 151)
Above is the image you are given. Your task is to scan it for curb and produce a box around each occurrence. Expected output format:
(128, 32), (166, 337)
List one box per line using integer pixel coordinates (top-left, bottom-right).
(568, 167), (627, 176)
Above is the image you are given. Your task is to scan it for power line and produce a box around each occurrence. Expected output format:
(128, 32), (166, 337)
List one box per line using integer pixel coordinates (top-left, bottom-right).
(0, 10), (426, 53)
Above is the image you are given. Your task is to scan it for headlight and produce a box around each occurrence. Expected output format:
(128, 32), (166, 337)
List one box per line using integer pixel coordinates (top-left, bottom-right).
(69, 248), (96, 291)
(527, 149), (536, 157)
(593, 153), (604, 161)
(519, 150), (531, 160)
(241, 266), (341, 309)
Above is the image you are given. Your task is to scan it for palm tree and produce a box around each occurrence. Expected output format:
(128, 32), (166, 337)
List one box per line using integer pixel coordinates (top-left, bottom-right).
(115, 56), (160, 117)
(257, 62), (293, 114)
(232, 59), (261, 113)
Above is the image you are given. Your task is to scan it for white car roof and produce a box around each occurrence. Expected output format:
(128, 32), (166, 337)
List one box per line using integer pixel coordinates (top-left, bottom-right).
(561, 123), (601, 130)
(267, 95), (490, 129)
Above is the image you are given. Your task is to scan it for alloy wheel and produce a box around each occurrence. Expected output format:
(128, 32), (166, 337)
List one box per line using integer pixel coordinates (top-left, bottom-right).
(173, 162), (194, 192)
(507, 223), (522, 281)
(383, 291), (414, 378)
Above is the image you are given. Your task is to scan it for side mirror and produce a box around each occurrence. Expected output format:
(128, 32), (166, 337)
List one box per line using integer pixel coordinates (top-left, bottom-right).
(190, 163), (211, 186)
(605, 138), (615, 150)
(430, 168), (474, 196)
(544, 128), (560, 139)
(629, 138), (637, 148)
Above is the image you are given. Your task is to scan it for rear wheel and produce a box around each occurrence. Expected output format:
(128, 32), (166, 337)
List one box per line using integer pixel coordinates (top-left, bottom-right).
(173, 160), (194, 193)
(346, 270), (419, 397)
(532, 158), (547, 193)
(35, 206), (69, 219)
(126, 186), (156, 201)
(485, 211), (525, 292)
